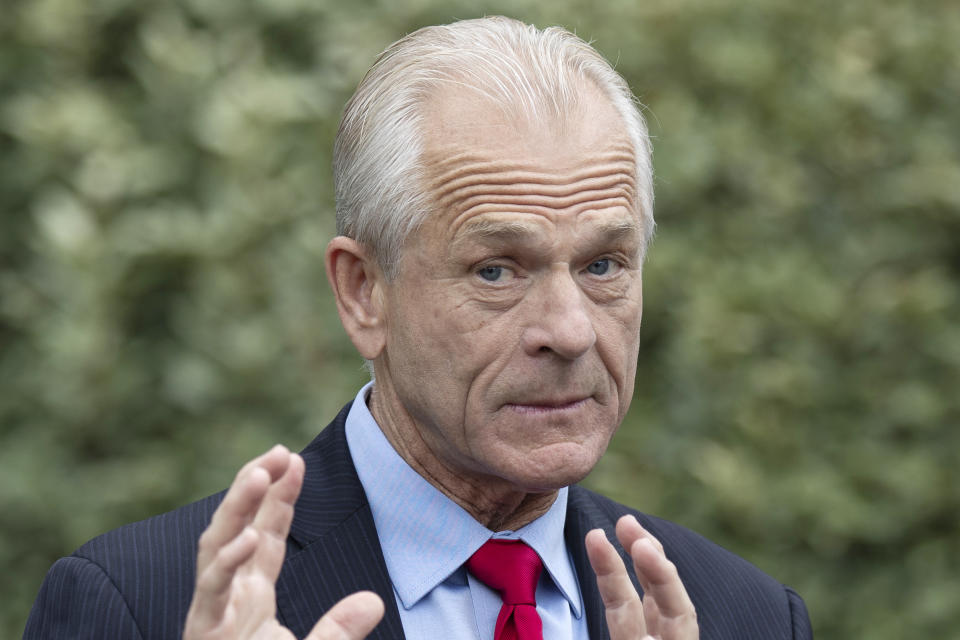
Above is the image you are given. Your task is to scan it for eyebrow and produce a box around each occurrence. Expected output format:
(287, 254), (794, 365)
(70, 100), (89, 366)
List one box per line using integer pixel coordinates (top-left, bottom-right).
(455, 216), (642, 248)
(457, 218), (541, 244)
(590, 217), (642, 243)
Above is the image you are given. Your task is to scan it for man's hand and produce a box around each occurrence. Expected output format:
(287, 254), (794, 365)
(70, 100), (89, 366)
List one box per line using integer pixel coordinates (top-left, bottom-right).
(183, 445), (385, 640)
(586, 515), (699, 639)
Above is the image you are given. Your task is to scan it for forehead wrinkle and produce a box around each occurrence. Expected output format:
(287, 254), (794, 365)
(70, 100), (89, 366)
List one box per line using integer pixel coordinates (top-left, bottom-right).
(425, 151), (636, 198)
(451, 195), (635, 226)
(433, 171), (636, 208)
(426, 158), (637, 221)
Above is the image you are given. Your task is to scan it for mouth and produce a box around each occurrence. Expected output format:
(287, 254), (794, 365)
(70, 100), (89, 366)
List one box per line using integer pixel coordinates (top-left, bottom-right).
(504, 396), (591, 415)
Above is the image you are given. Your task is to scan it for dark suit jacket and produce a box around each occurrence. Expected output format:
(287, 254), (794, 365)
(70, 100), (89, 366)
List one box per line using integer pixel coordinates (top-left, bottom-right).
(25, 404), (813, 639)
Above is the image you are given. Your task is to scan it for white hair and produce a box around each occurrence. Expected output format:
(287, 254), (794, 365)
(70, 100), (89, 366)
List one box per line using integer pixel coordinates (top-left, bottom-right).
(333, 15), (655, 278)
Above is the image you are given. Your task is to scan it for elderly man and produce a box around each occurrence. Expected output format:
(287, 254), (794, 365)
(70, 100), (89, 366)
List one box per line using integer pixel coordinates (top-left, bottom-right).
(25, 16), (812, 640)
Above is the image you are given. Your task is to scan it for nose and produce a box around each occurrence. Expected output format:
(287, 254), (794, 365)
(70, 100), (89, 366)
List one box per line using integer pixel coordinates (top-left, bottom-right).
(521, 268), (597, 360)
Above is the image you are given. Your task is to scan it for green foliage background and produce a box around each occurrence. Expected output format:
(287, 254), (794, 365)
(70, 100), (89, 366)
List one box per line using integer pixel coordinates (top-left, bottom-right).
(2, 0), (958, 638)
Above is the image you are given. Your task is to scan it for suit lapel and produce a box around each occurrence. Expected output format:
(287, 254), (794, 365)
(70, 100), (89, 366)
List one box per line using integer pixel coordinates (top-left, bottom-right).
(275, 406), (405, 640)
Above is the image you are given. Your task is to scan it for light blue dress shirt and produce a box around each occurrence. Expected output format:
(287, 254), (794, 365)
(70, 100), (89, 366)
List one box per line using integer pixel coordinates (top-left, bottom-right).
(344, 383), (589, 639)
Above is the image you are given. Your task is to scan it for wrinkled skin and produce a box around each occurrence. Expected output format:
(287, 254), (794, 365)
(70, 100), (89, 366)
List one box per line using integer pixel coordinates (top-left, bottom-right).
(356, 85), (645, 530)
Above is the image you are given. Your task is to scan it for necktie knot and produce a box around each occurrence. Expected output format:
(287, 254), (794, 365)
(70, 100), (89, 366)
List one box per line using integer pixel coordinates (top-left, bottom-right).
(467, 539), (543, 605)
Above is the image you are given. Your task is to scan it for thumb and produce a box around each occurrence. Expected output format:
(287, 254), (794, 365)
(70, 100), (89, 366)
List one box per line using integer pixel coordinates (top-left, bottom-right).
(307, 591), (385, 640)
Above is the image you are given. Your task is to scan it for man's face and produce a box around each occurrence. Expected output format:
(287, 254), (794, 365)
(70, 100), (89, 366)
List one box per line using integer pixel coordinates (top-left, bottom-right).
(376, 86), (645, 493)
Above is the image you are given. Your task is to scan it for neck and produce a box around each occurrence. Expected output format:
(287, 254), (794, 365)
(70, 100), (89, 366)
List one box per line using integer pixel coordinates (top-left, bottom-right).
(367, 383), (558, 531)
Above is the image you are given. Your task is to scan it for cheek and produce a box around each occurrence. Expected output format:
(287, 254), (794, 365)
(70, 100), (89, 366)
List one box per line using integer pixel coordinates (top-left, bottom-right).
(398, 277), (516, 357)
(387, 283), (499, 405)
(596, 301), (643, 396)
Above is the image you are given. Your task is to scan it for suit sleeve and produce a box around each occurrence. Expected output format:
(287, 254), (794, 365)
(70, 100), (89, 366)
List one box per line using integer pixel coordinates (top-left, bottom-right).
(23, 556), (145, 640)
(786, 586), (813, 640)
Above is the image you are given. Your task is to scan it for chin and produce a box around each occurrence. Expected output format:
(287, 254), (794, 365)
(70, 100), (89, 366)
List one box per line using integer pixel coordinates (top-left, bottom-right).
(503, 444), (604, 492)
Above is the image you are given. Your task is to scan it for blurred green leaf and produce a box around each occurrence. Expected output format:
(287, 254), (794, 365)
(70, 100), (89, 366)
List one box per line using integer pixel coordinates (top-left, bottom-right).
(2, 1), (958, 638)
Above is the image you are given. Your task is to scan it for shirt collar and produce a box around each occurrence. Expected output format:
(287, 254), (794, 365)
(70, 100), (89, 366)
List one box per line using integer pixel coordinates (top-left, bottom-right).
(345, 382), (583, 618)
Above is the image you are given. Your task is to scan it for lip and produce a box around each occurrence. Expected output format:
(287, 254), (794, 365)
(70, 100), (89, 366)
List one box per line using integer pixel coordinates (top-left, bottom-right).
(504, 397), (591, 415)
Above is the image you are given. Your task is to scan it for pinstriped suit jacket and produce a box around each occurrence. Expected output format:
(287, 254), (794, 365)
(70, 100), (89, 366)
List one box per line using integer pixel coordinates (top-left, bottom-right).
(25, 404), (813, 639)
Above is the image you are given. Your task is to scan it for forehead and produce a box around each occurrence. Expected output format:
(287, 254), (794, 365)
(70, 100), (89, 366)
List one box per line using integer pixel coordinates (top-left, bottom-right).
(416, 84), (640, 243)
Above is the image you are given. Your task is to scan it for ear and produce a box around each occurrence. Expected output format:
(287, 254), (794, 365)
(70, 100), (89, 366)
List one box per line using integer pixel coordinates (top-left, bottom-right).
(325, 236), (387, 360)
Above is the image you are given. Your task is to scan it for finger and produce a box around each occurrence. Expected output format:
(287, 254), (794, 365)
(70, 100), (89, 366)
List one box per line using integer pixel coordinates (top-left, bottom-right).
(585, 528), (647, 639)
(186, 526), (259, 634)
(615, 515), (668, 598)
(629, 537), (695, 619)
(617, 516), (697, 635)
(307, 591), (385, 640)
(197, 445), (292, 569)
(250, 453), (305, 579)
(253, 453), (305, 540)
(615, 514), (663, 557)
(641, 579), (663, 632)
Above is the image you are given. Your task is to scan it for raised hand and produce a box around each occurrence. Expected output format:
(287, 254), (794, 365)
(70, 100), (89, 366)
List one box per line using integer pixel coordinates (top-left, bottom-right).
(586, 515), (699, 639)
(183, 445), (384, 640)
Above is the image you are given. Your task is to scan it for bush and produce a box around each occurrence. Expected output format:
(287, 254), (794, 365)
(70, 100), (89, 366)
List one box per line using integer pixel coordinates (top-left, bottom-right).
(2, 0), (957, 637)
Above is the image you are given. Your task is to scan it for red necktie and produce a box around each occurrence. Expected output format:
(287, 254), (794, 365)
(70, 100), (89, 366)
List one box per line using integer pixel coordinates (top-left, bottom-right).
(467, 540), (544, 640)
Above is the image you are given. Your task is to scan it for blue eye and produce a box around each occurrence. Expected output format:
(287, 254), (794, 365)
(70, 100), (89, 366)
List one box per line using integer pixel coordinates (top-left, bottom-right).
(478, 266), (504, 282)
(587, 259), (611, 275)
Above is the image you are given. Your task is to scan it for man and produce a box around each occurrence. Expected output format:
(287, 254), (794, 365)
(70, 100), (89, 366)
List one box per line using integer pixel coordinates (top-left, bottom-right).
(25, 16), (812, 640)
